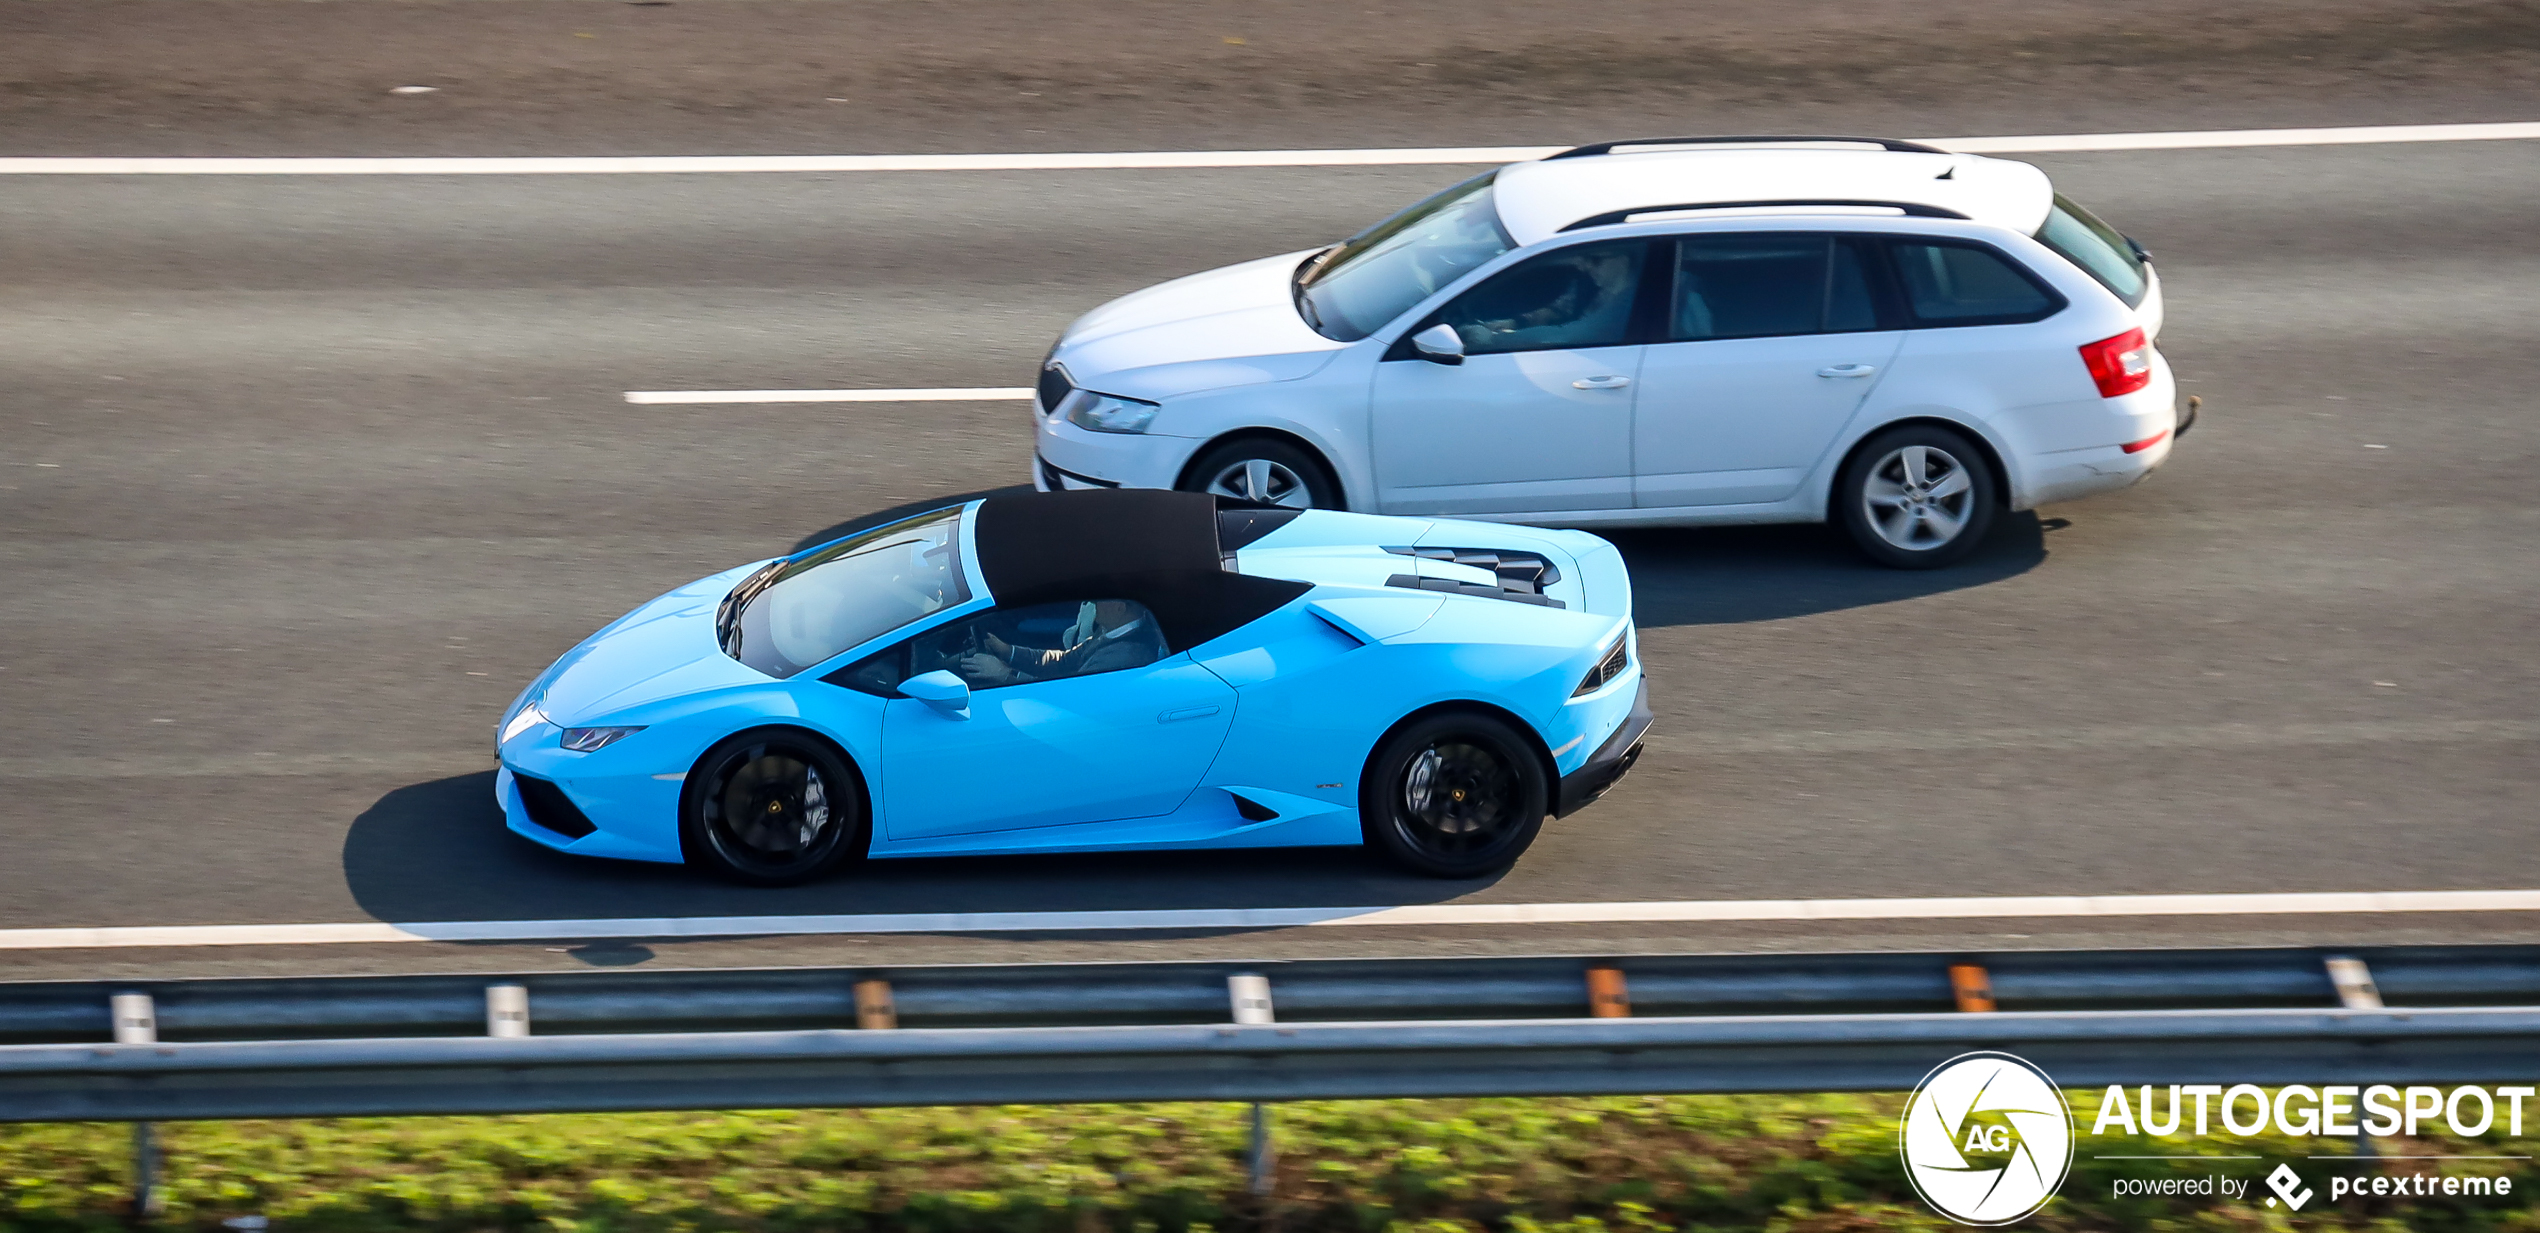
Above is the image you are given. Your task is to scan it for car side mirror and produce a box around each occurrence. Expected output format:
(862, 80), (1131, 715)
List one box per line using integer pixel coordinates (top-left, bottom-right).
(1410, 323), (1466, 366)
(898, 669), (971, 718)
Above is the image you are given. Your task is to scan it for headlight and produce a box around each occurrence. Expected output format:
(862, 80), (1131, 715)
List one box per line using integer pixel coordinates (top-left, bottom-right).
(560, 726), (646, 753)
(1063, 390), (1160, 435)
(500, 704), (548, 744)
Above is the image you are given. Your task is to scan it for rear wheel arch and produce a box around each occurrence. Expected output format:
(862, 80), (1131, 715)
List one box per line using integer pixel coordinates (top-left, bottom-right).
(1831, 415), (2011, 511)
(1359, 700), (1559, 815)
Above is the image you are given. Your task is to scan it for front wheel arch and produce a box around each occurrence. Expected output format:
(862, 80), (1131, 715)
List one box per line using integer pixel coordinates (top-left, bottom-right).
(1175, 430), (1349, 510)
(677, 725), (873, 881)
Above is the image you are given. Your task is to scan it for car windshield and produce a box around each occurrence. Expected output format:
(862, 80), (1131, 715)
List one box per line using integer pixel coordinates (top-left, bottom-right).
(2033, 194), (2148, 307)
(1294, 171), (1516, 341)
(720, 507), (970, 678)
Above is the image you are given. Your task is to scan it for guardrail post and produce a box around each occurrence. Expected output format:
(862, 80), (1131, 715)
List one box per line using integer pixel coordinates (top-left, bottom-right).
(1228, 974), (1276, 1196)
(854, 979), (897, 1029)
(1585, 965), (1630, 1017)
(111, 994), (163, 1218)
(2325, 957), (2384, 1009)
(485, 984), (530, 1038)
(1949, 964), (1996, 1013)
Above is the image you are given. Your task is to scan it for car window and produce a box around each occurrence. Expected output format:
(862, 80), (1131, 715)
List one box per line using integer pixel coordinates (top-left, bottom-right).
(722, 507), (968, 679)
(2033, 194), (2148, 307)
(1432, 240), (1647, 356)
(1295, 173), (1516, 342)
(1887, 240), (2060, 326)
(1671, 235), (1881, 341)
(835, 599), (1170, 696)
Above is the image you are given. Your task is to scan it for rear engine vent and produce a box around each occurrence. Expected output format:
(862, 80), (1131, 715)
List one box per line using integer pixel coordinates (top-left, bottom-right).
(1573, 636), (1630, 696)
(1386, 574), (1564, 608)
(1383, 546), (1562, 594)
(515, 775), (599, 840)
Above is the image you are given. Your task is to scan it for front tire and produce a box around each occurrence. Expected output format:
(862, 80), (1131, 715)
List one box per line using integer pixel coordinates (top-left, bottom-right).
(1180, 438), (1343, 510)
(1362, 711), (1548, 878)
(1834, 424), (1999, 569)
(680, 729), (869, 886)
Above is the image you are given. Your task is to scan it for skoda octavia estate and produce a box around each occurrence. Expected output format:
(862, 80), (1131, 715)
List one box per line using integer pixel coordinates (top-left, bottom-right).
(1031, 135), (2183, 568)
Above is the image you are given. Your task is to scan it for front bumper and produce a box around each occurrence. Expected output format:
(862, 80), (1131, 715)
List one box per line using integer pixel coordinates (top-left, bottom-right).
(1555, 679), (1651, 818)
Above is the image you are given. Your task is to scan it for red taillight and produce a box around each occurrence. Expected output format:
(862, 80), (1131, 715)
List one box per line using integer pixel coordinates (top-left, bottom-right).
(2079, 328), (2154, 398)
(2121, 430), (2170, 454)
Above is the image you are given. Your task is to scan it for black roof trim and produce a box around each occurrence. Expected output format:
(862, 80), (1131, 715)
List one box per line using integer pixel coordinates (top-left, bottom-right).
(1560, 199), (1970, 232)
(1544, 135), (1952, 160)
(972, 489), (1310, 651)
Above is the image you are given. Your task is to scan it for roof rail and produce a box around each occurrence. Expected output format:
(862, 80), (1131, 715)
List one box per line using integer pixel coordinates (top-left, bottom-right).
(1559, 199), (1971, 232)
(1544, 135), (1952, 160)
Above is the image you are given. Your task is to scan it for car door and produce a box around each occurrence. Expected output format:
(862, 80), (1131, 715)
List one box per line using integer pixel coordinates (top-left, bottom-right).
(1632, 234), (1905, 508)
(858, 600), (1237, 838)
(1370, 238), (1655, 515)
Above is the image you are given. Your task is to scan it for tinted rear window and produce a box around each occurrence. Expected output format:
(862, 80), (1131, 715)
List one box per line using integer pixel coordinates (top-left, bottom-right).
(1888, 241), (2060, 326)
(2034, 194), (2148, 307)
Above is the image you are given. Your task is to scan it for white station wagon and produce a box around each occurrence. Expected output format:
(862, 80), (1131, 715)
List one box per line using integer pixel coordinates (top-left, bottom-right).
(1032, 136), (2183, 567)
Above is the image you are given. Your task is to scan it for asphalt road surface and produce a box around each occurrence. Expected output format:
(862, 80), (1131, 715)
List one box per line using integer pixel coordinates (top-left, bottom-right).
(3, 139), (2536, 980)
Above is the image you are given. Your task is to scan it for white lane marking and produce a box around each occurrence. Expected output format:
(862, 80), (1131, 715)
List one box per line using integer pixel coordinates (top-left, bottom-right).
(5, 122), (2537, 176)
(624, 387), (1033, 405)
(7, 889), (2540, 950)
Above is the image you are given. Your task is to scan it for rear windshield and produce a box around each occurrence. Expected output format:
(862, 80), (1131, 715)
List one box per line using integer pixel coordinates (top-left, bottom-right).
(2033, 194), (2148, 307)
(719, 507), (970, 678)
(1295, 172), (1517, 341)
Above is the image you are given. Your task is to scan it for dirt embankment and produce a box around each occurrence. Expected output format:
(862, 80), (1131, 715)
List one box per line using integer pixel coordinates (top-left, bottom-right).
(4, 0), (2537, 154)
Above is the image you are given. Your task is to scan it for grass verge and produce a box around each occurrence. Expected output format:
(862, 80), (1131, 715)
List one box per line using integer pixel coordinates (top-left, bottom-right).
(4, 1095), (2536, 1232)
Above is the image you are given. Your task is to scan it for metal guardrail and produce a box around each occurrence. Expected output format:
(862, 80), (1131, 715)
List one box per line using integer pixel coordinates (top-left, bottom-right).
(3, 945), (2538, 1122)
(9, 945), (2540, 1044)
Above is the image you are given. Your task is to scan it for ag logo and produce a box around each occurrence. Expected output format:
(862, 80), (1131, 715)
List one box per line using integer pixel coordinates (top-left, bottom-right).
(1899, 1051), (2075, 1225)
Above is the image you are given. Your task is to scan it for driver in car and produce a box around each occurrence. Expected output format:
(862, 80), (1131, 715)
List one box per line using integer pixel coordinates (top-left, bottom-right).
(957, 600), (1165, 686)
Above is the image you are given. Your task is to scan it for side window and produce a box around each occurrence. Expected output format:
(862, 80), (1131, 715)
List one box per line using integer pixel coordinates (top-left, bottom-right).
(1429, 240), (1647, 356)
(1886, 240), (2061, 326)
(906, 599), (1168, 692)
(1671, 235), (1882, 341)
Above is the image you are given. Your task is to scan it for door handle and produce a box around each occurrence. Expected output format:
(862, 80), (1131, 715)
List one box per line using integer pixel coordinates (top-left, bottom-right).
(1157, 705), (1222, 724)
(1572, 375), (1632, 390)
(1817, 364), (1878, 378)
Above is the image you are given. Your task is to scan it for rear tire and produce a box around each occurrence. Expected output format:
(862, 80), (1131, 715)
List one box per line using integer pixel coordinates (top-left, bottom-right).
(1362, 711), (1548, 878)
(1180, 438), (1343, 510)
(1834, 424), (1999, 569)
(680, 729), (869, 886)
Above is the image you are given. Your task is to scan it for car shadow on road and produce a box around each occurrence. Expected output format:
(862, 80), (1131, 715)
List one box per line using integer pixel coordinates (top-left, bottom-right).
(1615, 511), (2050, 628)
(342, 772), (1488, 927)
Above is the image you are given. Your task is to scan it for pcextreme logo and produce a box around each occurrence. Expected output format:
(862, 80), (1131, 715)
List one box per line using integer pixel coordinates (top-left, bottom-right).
(1899, 1051), (2077, 1225)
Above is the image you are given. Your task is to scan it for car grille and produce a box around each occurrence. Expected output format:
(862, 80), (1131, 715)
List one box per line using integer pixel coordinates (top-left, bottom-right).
(514, 774), (598, 840)
(1037, 364), (1075, 416)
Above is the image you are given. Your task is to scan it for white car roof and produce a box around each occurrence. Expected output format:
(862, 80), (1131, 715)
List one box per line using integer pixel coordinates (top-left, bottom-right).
(1490, 144), (2055, 246)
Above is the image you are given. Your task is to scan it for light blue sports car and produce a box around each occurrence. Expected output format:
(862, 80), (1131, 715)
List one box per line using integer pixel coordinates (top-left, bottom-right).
(496, 490), (1648, 883)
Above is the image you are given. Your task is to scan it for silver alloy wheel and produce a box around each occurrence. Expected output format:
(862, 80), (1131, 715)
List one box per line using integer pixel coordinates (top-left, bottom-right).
(1204, 457), (1314, 508)
(1861, 444), (1977, 551)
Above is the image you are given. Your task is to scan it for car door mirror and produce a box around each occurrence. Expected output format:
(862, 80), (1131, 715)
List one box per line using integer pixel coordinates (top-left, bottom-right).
(898, 669), (971, 718)
(1410, 323), (1466, 366)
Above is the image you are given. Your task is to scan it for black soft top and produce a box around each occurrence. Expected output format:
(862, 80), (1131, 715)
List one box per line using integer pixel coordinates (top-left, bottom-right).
(972, 490), (1311, 652)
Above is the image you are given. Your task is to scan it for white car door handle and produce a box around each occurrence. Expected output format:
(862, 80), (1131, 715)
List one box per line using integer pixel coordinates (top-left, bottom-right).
(1572, 375), (1632, 390)
(1817, 364), (1878, 378)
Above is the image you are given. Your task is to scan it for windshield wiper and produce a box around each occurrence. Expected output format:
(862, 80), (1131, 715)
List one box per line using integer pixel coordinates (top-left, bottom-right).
(715, 560), (785, 655)
(1291, 247), (1336, 333)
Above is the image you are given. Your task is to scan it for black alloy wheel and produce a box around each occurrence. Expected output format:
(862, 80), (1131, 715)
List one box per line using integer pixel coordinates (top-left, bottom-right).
(1363, 711), (1548, 877)
(680, 729), (868, 886)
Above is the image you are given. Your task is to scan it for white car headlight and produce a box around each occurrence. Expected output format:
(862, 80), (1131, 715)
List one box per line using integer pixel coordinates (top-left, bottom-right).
(560, 726), (645, 752)
(1064, 390), (1160, 435)
(500, 704), (548, 744)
